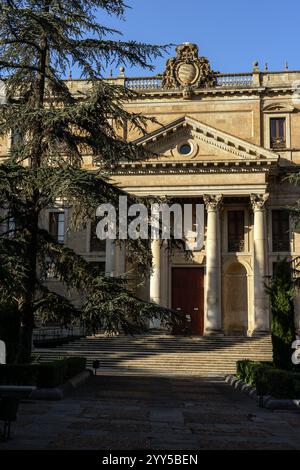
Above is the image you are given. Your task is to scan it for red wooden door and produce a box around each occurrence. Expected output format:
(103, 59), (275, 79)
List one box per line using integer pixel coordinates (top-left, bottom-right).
(171, 267), (204, 335)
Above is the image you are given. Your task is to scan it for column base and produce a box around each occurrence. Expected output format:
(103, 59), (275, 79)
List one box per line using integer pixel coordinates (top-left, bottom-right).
(204, 329), (224, 336)
(250, 329), (271, 337)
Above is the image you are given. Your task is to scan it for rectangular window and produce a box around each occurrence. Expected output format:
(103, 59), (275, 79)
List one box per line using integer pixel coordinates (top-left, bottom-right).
(90, 221), (106, 252)
(49, 211), (65, 244)
(270, 118), (286, 149)
(11, 127), (23, 148)
(6, 216), (16, 237)
(272, 210), (290, 252)
(89, 261), (106, 273)
(46, 261), (57, 279)
(228, 210), (245, 252)
(3, 213), (19, 237)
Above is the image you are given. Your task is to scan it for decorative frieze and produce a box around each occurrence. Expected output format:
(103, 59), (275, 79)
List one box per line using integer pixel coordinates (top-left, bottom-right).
(111, 161), (273, 176)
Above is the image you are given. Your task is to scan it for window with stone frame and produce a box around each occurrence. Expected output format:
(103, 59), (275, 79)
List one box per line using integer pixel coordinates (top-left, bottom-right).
(11, 127), (24, 148)
(89, 220), (106, 252)
(88, 261), (106, 273)
(227, 210), (245, 252)
(49, 211), (65, 244)
(270, 117), (286, 149)
(272, 209), (290, 252)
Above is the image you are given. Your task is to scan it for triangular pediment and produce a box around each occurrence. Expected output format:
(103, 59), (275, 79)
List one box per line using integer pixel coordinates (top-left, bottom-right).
(134, 116), (279, 163)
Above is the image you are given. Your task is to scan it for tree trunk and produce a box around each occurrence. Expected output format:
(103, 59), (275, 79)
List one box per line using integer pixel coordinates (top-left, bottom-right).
(16, 2), (49, 363)
(16, 210), (39, 363)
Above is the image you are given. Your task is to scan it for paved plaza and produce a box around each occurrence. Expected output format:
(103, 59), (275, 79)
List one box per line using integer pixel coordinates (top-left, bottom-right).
(1, 375), (300, 450)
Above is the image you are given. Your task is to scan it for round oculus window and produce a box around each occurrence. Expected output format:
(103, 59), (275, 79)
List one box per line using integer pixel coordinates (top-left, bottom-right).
(179, 143), (192, 155)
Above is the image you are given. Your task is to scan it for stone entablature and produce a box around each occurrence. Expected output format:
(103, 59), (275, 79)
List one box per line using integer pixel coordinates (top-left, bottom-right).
(111, 160), (274, 175)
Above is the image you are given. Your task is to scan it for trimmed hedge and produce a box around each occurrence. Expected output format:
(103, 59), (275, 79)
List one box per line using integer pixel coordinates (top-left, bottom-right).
(0, 364), (39, 386)
(0, 302), (20, 363)
(236, 359), (300, 398)
(236, 360), (273, 386)
(256, 368), (300, 398)
(0, 357), (86, 388)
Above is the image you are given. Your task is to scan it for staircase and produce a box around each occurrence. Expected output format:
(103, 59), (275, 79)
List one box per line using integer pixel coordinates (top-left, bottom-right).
(35, 334), (273, 377)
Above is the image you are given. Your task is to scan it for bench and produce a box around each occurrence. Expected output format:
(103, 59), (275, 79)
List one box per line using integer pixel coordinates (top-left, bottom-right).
(0, 386), (36, 441)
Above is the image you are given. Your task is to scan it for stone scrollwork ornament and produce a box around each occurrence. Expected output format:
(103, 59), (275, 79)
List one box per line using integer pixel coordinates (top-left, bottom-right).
(162, 43), (217, 91)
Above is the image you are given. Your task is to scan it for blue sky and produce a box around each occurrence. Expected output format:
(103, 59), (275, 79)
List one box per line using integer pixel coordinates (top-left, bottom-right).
(95, 0), (299, 77)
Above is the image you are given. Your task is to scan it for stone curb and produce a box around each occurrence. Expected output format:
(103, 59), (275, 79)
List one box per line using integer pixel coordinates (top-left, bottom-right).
(225, 374), (257, 399)
(225, 374), (300, 410)
(29, 369), (92, 401)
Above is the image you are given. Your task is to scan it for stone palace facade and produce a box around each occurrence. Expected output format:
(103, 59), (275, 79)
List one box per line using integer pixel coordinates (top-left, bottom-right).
(2, 42), (300, 336)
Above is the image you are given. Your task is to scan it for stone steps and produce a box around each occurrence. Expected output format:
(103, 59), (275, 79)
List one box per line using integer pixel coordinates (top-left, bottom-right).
(35, 334), (272, 377)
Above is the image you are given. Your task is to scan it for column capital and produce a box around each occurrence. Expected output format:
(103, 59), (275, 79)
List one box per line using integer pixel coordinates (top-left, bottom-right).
(203, 194), (223, 211)
(250, 193), (269, 211)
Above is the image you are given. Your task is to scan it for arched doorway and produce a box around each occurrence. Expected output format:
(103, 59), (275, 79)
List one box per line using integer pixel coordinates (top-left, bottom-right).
(223, 262), (248, 335)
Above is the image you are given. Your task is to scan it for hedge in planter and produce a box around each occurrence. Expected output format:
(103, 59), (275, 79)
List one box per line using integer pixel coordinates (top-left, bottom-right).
(236, 360), (273, 386)
(236, 359), (300, 398)
(255, 368), (300, 398)
(0, 357), (86, 387)
(0, 301), (20, 364)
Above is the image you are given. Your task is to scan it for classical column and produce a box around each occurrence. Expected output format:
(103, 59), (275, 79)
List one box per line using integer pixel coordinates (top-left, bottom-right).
(119, 243), (126, 275)
(250, 193), (270, 333)
(203, 194), (223, 334)
(149, 239), (161, 328)
(160, 241), (169, 308)
(105, 239), (116, 277)
(115, 243), (126, 276)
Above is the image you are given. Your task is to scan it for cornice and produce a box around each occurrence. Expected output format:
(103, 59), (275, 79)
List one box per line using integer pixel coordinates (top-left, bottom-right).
(125, 85), (296, 101)
(111, 159), (277, 176)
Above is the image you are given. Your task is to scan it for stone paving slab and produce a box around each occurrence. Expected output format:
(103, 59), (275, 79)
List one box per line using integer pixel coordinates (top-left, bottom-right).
(1, 375), (300, 450)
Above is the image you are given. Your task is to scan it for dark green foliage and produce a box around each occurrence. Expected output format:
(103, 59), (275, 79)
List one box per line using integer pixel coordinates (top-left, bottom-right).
(255, 368), (300, 398)
(285, 172), (300, 232)
(0, 357), (86, 387)
(0, 1), (177, 362)
(0, 302), (20, 363)
(35, 357), (86, 387)
(0, 364), (39, 386)
(265, 260), (296, 370)
(236, 360), (273, 386)
(236, 359), (300, 398)
(63, 357), (86, 381)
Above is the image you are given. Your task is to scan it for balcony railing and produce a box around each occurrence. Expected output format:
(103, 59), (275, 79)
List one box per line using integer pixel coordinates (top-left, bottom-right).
(271, 136), (286, 150)
(125, 73), (253, 92)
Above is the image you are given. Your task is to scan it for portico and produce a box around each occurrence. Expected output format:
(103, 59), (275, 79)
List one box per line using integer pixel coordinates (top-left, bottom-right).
(107, 113), (278, 336)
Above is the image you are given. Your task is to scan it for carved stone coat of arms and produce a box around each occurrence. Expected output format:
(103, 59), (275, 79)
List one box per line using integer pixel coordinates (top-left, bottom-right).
(162, 43), (216, 90)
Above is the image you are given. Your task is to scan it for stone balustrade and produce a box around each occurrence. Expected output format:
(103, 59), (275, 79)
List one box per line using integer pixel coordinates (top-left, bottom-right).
(125, 73), (254, 91)
(216, 73), (253, 87)
(125, 77), (162, 90)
